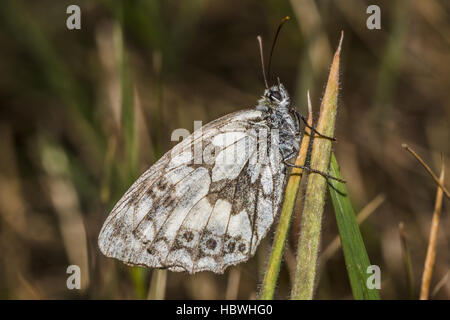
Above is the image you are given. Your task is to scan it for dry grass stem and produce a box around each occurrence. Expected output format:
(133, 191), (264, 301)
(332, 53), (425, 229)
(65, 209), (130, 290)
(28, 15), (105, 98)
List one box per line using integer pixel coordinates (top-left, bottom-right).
(420, 160), (445, 299)
(402, 144), (449, 200)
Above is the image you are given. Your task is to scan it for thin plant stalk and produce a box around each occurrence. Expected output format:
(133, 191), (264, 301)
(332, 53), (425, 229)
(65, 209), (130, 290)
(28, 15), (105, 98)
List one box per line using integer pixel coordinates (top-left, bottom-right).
(399, 222), (415, 299)
(402, 144), (450, 200)
(420, 160), (445, 300)
(225, 268), (241, 300)
(259, 93), (314, 300)
(291, 32), (343, 300)
(431, 271), (449, 298)
(147, 269), (167, 300)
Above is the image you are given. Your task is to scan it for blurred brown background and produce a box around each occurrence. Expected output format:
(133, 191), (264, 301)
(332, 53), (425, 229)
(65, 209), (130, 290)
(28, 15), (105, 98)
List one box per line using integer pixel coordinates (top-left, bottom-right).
(0, 0), (448, 299)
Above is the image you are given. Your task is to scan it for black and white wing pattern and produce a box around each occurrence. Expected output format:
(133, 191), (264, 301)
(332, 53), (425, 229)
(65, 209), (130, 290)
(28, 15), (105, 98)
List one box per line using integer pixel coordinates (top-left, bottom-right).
(98, 109), (287, 273)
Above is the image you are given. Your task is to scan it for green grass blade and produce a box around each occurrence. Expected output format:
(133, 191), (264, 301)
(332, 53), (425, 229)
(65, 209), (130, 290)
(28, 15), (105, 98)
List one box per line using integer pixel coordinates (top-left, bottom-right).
(260, 97), (313, 300)
(291, 32), (343, 300)
(328, 153), (381, 300)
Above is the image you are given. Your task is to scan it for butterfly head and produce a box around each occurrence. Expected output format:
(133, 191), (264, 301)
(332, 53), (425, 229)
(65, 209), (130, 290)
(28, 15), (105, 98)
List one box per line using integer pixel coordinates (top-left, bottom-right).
(255, 17), (293, 112)
(257, 83), (291, 111)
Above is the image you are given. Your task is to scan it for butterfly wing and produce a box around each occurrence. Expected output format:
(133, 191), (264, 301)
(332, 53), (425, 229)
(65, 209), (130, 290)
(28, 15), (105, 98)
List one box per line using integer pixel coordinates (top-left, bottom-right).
(98, 109), (287, 273)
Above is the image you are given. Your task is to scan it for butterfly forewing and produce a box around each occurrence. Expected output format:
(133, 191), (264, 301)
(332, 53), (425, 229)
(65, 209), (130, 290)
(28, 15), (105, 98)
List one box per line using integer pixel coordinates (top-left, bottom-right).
(98, 109), (287, 273)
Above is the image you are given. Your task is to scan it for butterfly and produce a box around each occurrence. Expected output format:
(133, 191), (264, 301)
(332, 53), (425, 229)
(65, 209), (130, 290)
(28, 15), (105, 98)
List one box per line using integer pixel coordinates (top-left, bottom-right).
(98, 18), (338, 274)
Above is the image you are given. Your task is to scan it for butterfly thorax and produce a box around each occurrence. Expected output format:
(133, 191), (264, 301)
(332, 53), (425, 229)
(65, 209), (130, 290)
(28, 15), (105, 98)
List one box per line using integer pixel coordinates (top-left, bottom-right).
(256, 83), (300, 160)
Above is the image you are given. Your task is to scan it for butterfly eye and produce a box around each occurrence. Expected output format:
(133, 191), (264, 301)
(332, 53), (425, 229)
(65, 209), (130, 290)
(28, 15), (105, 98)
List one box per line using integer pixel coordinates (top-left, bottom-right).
(270, 90), (282, 101)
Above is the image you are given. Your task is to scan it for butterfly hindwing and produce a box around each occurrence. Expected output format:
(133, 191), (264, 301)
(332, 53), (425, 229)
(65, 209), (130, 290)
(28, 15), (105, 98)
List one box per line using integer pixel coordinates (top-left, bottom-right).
(98, 109), (287, 273)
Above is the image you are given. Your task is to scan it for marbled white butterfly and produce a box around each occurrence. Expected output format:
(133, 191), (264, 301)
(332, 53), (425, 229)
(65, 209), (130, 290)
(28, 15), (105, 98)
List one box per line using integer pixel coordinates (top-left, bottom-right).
(98, 18), (338, 274)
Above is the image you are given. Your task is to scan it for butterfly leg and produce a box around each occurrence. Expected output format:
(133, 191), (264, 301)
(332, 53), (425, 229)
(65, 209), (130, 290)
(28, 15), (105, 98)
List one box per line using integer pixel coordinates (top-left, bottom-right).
(284, 160), (346, 183)
(294, 111), (336, 141)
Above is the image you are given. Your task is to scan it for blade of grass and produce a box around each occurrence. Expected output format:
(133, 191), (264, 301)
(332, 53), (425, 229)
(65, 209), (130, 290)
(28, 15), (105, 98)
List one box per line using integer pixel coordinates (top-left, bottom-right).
(130, 267), (147, 299)
(110, 9), (145, 298)
(328, 153), (381, 300)
(111, 18), (138, 185)
(290, 0), (332, 100)
(431, 271), (449, 298)
(291, 32), (343, 300)
(420, 158), (445, 300)
(147, 269), (167, 300)
(260, 92), (313, 300)
(399, 222), (415, 299)
(320, 193), (385, 263)
(371, 0), (410, 126)
(225, 268), (241, 300)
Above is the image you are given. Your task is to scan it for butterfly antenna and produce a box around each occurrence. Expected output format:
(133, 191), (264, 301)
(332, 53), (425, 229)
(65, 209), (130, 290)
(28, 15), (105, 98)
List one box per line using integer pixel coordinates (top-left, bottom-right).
(267, 16), (290, 83)
(257, 35), (269, 89)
